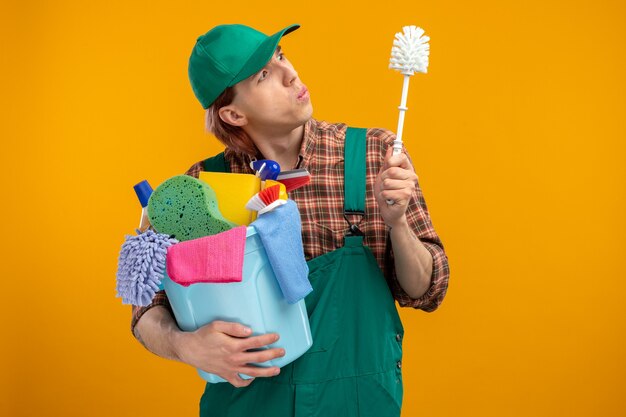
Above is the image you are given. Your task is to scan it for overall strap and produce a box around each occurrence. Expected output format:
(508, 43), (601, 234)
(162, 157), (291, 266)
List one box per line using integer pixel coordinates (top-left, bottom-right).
(344, 127), (367, 237)
(202, 152), (230, 173)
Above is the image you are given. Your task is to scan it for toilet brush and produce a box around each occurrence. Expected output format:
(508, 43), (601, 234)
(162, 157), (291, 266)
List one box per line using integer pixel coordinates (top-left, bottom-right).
(387, 25), (430, 205)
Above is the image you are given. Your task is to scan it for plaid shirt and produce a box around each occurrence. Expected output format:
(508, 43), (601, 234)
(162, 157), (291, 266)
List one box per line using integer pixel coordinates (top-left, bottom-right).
(131, 118), (449, 333)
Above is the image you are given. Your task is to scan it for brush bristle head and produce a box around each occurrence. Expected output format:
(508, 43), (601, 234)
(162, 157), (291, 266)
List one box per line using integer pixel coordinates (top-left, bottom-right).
(259, 185), (280, 205)
(282, 176), (310, 193)
(389, 25), (430, 75)
(245, 195), (264, 212)
(276, 169), (311, 192)
(264, 180), (288, 200)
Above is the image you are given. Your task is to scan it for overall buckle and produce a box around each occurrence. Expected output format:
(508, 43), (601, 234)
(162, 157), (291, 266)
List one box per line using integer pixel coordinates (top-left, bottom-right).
(343, 211), (365, 237)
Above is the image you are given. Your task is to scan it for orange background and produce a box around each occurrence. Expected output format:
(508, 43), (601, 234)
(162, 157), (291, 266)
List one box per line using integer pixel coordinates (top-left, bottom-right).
(1, 0), (625, 416)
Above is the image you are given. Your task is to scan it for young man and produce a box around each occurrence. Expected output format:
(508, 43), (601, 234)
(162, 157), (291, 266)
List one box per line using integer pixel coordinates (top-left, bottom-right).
(131, 23), (449, 417)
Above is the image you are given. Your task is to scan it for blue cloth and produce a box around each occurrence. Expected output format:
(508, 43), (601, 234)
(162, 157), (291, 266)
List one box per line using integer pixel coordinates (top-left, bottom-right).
(251, 200), (312, 304)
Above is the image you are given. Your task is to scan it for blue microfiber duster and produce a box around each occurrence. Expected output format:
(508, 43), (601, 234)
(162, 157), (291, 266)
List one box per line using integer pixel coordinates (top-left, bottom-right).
(116, 229), (178, 306)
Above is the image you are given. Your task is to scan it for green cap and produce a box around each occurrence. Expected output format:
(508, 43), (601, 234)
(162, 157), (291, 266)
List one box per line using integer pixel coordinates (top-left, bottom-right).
(188, 23), (300, 109)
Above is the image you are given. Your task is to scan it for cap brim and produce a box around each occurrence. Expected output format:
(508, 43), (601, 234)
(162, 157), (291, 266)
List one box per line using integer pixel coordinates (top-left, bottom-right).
(230, 24), (300, 86)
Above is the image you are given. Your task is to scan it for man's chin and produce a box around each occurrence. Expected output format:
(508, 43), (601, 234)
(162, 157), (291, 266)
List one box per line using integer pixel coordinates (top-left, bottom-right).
(302, 103), (314, 122)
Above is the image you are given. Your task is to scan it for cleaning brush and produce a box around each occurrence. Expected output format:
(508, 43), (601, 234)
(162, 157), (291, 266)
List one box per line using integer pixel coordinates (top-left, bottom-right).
(276, 169), (311, 192)
(389, 25), (430, 155)
(246, 185), (287, 215)
(264, 179), (288, 200)
(387, 25), (430, 204)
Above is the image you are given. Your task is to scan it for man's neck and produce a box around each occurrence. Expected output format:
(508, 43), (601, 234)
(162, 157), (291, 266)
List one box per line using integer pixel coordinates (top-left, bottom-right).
(248, 123), (306, 171)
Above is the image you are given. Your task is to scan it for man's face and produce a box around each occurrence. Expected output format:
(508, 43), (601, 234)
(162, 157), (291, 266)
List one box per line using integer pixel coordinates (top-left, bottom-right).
(230, 46), (313, 134)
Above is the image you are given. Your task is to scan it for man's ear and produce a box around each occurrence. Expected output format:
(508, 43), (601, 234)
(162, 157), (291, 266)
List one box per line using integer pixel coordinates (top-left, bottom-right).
(218, 105), (247, 127)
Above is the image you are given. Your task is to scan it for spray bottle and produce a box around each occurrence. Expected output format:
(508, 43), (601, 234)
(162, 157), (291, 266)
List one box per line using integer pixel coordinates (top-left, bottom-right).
(133, 180), (153, 233)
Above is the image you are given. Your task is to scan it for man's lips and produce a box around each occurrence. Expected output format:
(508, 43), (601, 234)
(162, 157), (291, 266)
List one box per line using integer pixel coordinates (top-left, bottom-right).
(297, 86), (309, 100)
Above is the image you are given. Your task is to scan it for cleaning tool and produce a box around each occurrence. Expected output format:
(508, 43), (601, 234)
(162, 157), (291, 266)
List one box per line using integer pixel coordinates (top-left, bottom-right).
(264, 179), (288, 200)
(148, 175), (235, 241)
(389, 25), (430, 156)
(116, 229), (178, 306)
(387, 25), (430, 204)
(166, 226), (247, 286)
(250, 159), (281, 180)
(276, 168), (311, 192)
(133, 180), (153, 233)
(245, 185), (287, 215)
(198, 171), (261, 225)
(250, 200), (312, 304)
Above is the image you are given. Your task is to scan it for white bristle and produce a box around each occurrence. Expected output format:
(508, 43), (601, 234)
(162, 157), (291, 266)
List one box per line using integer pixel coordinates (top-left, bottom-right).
(245, 188), (286, 215)
(245, 195), (265, 211)
(258, 199), (287, 215)
(389, 25), (430, 75)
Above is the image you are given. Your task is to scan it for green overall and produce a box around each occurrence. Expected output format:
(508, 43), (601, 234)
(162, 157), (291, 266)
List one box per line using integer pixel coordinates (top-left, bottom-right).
(199, 128), (405, 417)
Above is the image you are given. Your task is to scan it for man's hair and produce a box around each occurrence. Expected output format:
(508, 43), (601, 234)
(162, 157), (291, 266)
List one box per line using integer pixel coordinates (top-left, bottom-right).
(204, 87), (257, 156)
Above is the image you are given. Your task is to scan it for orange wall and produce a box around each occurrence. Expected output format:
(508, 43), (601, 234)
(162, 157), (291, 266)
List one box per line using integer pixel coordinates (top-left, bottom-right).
(1, 1), (625, 416)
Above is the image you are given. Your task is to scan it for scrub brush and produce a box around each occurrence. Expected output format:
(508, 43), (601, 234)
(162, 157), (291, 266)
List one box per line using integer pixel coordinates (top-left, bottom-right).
(276, 169), (311, 192)
(264, 180), (288, 200)
(387, 25), (430, 205)
(246, 185), (287, 215)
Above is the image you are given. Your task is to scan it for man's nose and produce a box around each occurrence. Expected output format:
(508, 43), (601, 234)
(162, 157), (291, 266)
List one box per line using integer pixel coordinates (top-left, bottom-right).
(283, 66), (298, 86)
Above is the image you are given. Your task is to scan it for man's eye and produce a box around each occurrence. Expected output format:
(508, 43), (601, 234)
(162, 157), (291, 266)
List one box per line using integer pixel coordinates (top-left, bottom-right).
(259, 70), (268, 81)
(278, 53), (285, 61)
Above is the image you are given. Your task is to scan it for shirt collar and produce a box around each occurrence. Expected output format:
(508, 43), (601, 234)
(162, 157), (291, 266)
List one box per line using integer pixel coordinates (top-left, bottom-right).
(224, 118), (319, 172)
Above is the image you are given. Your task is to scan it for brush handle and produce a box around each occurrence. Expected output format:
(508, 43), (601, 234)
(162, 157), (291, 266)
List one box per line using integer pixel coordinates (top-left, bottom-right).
(393, 74), (411, 155)
(387, 74), (412, 205)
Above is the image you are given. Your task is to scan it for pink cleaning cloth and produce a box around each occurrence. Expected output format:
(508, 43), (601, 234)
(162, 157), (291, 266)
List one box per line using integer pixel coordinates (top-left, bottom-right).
(166, 226), (247, 286)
